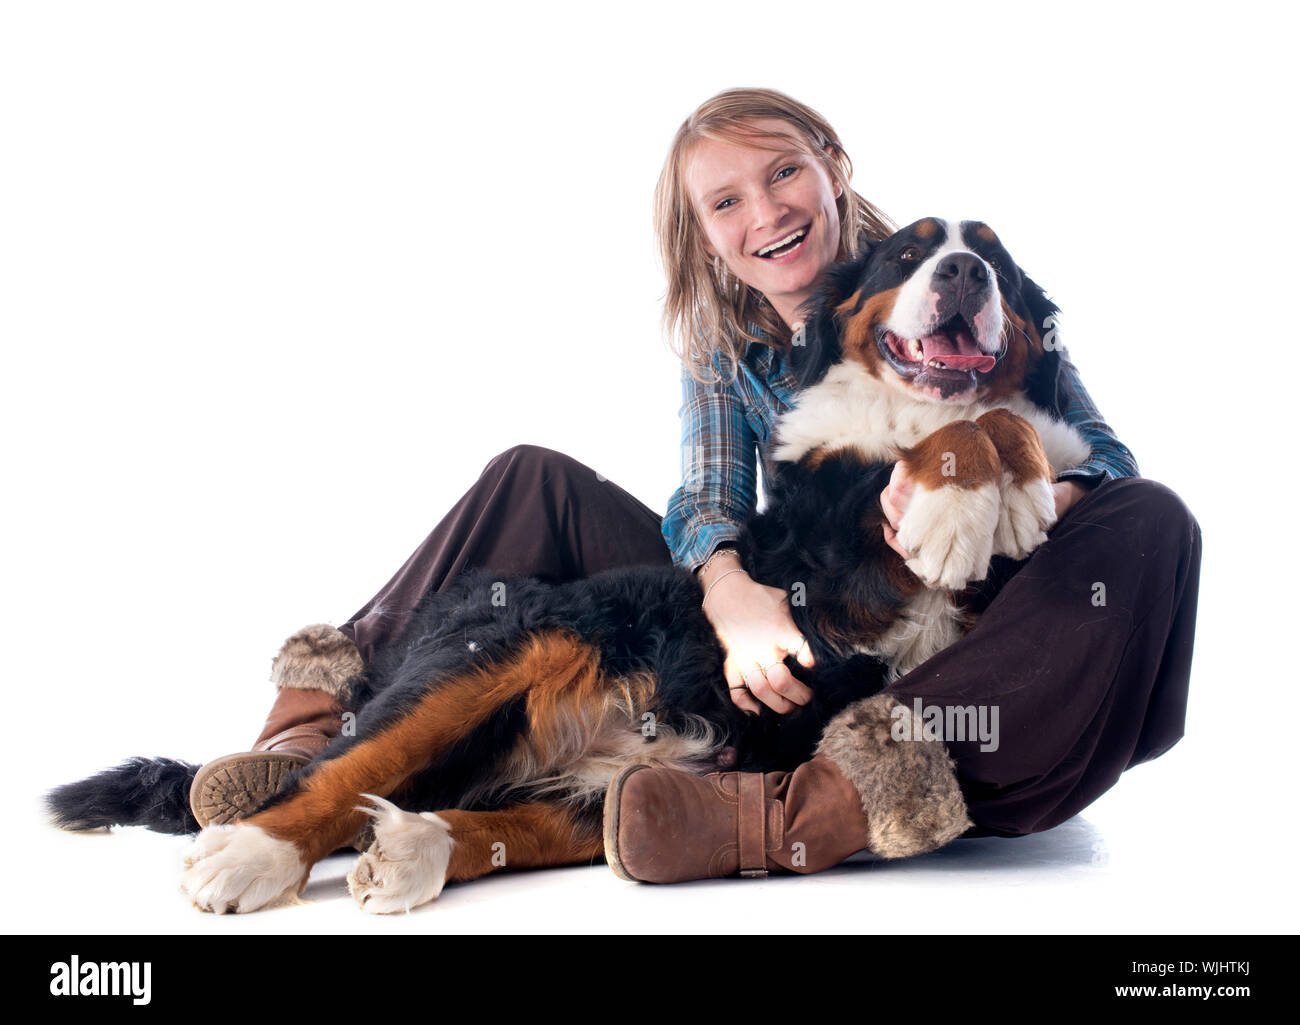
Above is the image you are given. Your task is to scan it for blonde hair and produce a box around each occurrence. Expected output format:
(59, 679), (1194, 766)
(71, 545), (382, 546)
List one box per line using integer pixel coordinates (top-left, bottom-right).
(654, 87), (897, 384)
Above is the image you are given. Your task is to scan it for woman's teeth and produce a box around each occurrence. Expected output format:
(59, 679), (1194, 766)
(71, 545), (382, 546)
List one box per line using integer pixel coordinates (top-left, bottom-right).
(758, 228), (808, 258)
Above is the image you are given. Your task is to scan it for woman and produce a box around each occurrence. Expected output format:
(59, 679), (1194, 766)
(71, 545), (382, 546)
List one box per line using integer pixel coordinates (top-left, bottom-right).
(604, 89), (1200, 881)
(192, 89), (1201, 885)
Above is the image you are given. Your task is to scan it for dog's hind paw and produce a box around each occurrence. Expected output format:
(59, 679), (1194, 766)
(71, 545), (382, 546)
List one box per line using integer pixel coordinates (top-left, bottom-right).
(180, 823), (306, 913)
(347, 794), (454, 914)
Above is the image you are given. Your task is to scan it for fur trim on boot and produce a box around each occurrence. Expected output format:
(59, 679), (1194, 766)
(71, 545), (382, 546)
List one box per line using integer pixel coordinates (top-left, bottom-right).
(815, 692), (973, 859)
(269, 624), (364, 700)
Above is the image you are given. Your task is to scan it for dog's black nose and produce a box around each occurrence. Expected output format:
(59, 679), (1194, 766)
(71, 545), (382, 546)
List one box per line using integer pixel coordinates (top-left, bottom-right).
(933, 252), (989, 293)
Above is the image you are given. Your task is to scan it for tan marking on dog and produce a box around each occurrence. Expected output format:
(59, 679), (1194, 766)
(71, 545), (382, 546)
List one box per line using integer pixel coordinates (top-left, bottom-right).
(901, 420), (1001, 492)
(438, 802), (605, 883)
(243, 630), (606, 865)
(975, 408), (1052, 485)
(835, 285), (901, 373)
(982, 300), (1037, 402)
(803, 445), (871, 472)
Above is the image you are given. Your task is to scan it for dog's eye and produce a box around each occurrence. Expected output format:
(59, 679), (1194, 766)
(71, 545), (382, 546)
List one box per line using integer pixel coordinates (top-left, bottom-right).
(987, 255), (1002, 272)
(899, 246), (920, 262)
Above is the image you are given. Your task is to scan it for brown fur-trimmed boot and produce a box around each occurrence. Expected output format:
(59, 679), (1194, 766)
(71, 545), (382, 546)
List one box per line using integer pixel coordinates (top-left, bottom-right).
(603, 693), (974, 882)
(189, 624), (363, 829)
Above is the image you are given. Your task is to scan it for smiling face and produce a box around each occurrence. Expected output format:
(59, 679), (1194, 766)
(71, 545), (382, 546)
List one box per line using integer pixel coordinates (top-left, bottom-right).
(685, 119), (844, 331)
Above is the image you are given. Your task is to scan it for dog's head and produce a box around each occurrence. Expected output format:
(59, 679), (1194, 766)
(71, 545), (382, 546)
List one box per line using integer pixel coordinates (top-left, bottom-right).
(791, 218), (1059, 405)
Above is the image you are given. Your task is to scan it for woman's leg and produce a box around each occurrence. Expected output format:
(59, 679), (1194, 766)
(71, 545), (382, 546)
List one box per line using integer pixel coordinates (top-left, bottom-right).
(192, 444), (672, 828)
(606, 476), (1202, 880)
(338, 443), (672, 666)
(883, 475), (1202, 837)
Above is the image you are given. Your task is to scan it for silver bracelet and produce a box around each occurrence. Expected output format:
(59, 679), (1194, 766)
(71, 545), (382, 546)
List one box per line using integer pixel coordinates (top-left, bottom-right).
(702, 567), (746, 609)
(697, 545), (740, 578)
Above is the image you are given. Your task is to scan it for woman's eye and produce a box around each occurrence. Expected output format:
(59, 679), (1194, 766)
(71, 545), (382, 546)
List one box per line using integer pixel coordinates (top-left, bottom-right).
(775, 165), (798, 182)
(715, 198), (736, 211)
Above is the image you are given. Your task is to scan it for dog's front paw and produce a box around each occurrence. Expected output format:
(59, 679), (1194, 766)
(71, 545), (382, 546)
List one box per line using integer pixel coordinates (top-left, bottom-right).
(897, 482), (1001, 590)
(347, 794), (454, 914)
(180, 823), (306, 913)
(994, 474), (1057, 560)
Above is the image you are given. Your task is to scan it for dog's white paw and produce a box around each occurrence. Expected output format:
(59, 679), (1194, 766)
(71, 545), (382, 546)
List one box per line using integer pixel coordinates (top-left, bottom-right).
(347, 794), (454, 914)
(180, 823), (306, 914)
(993, 474), (1057, 560)
(897, 481), (1000, 590)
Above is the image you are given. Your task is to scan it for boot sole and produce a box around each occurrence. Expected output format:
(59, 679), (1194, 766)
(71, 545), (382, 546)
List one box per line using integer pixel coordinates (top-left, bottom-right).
(189, 751), (311, 829)
(602, 763), (651, 882)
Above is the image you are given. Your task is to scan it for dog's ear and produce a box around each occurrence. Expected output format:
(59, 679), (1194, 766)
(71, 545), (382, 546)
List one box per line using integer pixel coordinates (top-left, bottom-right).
(1017, 269), (1067, 413)
(1018, 270), (1060, 346)
(789, 244), (875, 390)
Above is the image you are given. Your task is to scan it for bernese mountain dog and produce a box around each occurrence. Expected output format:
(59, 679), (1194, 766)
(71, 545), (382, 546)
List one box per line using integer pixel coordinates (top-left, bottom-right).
(48, 217), (1089, 913)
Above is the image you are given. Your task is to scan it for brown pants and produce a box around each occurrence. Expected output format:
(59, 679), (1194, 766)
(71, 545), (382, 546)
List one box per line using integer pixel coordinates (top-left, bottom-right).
(338, 445), (672, 666)
(336, 446), (1199, 840)
(887, 475), (1201, 839)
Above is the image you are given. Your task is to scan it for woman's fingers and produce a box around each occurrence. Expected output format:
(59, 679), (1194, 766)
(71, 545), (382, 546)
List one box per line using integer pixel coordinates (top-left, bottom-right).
(883, 521), (911, 560)
(744, 667), (795, 715)
(881, 463), (914, 559)
(730, 688), (763, 716)
(742, 660), (813, 715)
(890, 459), (915, 498)
(792, 635), (816, 669)
(763, 662), (813, 706)
(880, 486), (901, 530)
(725, 645), (815, 715)
(724, 658), (763, 716)
(880, 460), (915, 531)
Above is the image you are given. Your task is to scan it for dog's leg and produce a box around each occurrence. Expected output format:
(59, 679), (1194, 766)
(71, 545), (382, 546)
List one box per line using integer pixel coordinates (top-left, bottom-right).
(181, 629), (603, 913)
(346, 796), (603, 914)
(895, 419), (1002, 590)
(974, 408), (1057, 559)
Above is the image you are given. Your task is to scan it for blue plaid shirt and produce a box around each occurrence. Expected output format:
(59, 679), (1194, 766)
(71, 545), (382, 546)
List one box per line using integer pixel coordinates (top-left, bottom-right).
(661, 336), (1139, 572)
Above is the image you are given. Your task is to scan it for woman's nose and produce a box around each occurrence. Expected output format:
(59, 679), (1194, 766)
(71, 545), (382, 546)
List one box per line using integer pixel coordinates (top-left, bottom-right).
(749, 189), (789, 231)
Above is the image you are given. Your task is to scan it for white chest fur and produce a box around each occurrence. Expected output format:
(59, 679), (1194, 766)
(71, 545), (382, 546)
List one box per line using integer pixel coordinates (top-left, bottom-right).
(771, 362), (1090, 475)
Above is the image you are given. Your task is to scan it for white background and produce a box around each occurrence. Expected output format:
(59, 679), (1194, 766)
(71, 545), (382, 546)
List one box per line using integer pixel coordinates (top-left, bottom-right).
(3, 0), (1295, 934)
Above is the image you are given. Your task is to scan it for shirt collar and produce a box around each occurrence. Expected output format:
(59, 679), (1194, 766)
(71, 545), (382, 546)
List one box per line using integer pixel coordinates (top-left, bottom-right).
(743, 321), (782, 371)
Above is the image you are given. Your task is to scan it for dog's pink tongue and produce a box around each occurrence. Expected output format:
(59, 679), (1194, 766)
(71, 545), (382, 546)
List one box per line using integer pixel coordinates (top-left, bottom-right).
(920, 328), (996, 373)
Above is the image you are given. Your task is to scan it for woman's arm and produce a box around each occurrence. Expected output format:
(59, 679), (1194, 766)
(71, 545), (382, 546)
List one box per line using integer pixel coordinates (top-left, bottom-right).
(1041, 347), (1140, 519)
(662, 365), (815, 715)
(1050, 347), (1140, 488)
(660, 366), (758, 572)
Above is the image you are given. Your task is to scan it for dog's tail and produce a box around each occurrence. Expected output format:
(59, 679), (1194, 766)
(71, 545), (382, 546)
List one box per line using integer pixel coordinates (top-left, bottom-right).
(45, 757), (202, 836)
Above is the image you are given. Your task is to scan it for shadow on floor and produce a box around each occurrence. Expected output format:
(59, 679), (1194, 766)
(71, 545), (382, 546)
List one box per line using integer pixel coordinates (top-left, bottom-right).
(841, 815), (1107, 874)
(299, 814), (1107, 908)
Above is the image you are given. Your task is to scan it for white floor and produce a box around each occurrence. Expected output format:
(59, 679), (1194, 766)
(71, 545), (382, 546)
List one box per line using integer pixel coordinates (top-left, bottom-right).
(11, 736), (1291, 934)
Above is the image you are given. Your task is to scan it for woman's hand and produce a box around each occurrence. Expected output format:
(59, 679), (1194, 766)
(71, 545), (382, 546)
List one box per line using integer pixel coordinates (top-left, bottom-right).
(1053, 480), (1087, 520)
(698, 551), (816, 716)
(880, 460), (915, 560)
